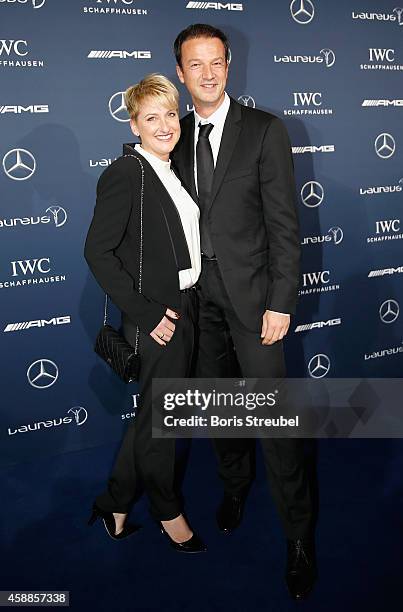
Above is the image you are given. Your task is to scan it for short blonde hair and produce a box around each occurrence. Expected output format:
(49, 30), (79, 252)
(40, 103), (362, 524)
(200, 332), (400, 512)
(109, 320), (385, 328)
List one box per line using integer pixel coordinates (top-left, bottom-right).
(125, 73), (179, 119)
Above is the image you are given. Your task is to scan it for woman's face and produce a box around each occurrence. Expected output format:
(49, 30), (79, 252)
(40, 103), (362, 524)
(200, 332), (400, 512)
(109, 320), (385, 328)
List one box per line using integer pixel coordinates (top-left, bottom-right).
(130, 96), (180, 161)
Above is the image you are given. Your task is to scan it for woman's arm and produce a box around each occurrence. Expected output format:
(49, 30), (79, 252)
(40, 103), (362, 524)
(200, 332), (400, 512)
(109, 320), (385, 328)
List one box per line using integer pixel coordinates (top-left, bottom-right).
(84, 160), (166, 334)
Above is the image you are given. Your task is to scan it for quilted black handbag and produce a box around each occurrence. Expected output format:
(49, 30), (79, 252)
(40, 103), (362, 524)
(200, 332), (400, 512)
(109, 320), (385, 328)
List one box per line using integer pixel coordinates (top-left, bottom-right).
(94, 154), (144, 383)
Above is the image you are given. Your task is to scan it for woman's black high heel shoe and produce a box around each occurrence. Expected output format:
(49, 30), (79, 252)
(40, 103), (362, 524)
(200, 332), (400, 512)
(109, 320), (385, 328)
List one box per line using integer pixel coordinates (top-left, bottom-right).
(88, 504), (140, 540)
(159, 522), (207, 553)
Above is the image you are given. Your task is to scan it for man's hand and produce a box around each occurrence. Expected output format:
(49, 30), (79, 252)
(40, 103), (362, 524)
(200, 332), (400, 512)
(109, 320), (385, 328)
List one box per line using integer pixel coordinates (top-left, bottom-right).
(150, 308), (179, 346)
(260, 310), (290, 345)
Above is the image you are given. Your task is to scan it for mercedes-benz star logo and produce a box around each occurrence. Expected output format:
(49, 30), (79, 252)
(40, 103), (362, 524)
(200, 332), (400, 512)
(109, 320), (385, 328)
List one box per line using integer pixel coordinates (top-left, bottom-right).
(109, 92), (130, 123)
(2, 148), (36, 181)
(379, 299), (399, 324)
(308, 354), (330, 378)
(328, 226), (344, 245)
(237, 95), (256, 108)
(45, 205), (67, 228)
(67, 407), (88, 426)
(301, 181), (324, 207)
(290, 0), (315, 24)
(375, 133), (396, 159)
(27, 359), (59, 389)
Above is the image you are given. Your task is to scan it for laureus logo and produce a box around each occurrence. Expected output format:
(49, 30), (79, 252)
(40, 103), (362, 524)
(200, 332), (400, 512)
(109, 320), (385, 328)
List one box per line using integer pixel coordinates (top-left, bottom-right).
(237, 95), (255, 108)
(320, 48), (336, 68)
(67, 407), (88, 426)
(45, 205), (67, 228)
(394, 7), (403, 24)
(0, 0), (45, 7)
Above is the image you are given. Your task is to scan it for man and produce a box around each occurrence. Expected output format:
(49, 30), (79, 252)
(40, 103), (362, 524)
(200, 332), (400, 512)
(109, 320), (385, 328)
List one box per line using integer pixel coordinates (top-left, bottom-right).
(171, 24), (316, 599)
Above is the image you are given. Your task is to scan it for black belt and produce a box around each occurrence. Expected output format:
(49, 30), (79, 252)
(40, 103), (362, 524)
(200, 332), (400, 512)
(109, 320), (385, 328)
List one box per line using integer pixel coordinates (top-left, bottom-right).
(180, 285), (197, 294)
(201, 252), (217, 261)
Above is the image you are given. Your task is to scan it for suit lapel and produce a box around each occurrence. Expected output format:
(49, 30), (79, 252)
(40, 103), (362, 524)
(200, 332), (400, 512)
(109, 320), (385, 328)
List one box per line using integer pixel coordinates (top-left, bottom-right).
(121, 144), (191, 270)
(208, 99), (242, 210)
(174, 113), (198, 203)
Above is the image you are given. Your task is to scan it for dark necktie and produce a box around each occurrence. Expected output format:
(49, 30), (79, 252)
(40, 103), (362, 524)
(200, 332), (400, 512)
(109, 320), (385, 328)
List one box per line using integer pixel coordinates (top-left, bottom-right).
(196, 122), (215, 257)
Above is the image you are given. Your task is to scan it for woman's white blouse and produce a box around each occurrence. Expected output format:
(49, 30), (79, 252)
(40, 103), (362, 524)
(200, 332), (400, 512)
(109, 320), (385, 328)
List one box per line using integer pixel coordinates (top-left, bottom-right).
(134, 144), (201, 290)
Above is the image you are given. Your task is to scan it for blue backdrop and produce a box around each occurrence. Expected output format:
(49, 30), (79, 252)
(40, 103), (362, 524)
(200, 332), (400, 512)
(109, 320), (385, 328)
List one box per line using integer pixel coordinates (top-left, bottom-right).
(1, 0), (402, 466)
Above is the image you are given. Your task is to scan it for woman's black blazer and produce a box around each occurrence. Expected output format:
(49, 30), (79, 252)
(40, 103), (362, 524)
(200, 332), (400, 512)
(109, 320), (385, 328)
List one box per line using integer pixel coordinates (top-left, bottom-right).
(84, 150), (191, 334)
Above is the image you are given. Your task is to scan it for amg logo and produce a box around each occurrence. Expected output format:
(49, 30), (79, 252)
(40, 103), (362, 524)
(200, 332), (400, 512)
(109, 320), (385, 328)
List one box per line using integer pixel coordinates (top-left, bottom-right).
(186, 2), (243, 9)
(368, 267), (403, 277)
(88, 50), (152, 59)
(295, 318), (341, 333)
(292, 145), (335, 154)
(362, 100), (403, 107)
(0, 104), (49, 114)
(4, 316), (71, 332)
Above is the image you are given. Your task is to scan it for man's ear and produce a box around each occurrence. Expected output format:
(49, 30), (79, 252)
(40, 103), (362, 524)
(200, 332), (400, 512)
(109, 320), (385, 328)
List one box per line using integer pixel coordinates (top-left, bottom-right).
(129, 118), (139, 137)
(176, 64), (185, 84)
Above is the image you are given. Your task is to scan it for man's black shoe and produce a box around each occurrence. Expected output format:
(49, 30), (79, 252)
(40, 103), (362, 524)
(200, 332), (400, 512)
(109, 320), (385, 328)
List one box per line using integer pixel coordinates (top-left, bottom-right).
(285, 538), (317, 600)
(216, 493), (246, 533)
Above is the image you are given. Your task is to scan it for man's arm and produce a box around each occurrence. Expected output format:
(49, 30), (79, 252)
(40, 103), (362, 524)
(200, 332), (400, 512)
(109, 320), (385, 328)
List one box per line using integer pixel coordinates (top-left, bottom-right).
(258, 116), (300, 344)
(259, 116), (301, 315)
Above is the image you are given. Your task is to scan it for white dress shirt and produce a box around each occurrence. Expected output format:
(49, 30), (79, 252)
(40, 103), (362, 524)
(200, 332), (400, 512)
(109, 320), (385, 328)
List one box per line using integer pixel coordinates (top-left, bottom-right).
(134, 144), (201, 290)
(193, 91), (231, 192)
(193, 93), (288, 318)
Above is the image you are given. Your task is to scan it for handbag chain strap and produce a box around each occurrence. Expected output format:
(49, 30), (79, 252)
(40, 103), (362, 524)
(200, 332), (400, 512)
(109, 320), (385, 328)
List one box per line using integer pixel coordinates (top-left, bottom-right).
(103, 154), (145, 356)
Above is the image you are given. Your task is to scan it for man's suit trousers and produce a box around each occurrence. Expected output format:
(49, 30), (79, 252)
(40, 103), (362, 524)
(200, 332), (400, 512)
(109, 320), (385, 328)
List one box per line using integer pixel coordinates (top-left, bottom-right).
(196, 260), (313, 540)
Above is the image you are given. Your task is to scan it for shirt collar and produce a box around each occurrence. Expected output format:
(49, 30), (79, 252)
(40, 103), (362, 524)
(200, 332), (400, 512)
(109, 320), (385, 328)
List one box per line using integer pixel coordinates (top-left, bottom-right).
(134, 143), (171, 172)
(194, 91), (230, 129)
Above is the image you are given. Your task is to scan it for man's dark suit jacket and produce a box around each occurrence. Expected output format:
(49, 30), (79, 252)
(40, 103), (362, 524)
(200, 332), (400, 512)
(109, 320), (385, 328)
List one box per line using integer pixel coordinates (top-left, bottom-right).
(171, 97), (301, 332)
(84, 153), (191, 334)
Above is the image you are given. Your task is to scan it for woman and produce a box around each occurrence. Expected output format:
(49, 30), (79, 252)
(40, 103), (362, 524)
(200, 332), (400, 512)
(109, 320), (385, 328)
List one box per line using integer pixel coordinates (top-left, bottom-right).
(84, 74), (205, 553)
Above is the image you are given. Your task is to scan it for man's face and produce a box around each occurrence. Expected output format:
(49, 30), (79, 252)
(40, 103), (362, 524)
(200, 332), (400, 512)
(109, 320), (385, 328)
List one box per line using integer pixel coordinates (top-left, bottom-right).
(176, 36), (228, 111)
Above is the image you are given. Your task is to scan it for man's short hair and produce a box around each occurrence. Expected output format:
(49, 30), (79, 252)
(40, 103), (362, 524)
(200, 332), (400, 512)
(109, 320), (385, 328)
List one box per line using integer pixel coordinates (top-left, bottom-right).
(174, 23), (230, 68)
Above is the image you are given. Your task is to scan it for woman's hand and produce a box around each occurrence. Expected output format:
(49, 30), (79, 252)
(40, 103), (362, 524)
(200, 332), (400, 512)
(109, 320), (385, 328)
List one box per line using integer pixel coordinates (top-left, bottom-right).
(150, 308), (180, 346)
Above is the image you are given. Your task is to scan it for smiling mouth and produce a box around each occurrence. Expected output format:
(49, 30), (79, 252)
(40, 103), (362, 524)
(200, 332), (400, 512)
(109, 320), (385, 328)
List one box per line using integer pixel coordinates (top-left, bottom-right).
(156, 134), (173, 141)
(201, 83), (217, 89)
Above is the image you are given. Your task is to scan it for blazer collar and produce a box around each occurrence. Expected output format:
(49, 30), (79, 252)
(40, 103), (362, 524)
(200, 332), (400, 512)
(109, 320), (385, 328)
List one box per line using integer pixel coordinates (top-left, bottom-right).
(173, 100), (243, 209)
(121, 143), (191, 271)
(209, 97), (242, 209)
(173, 113), (197, 202)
